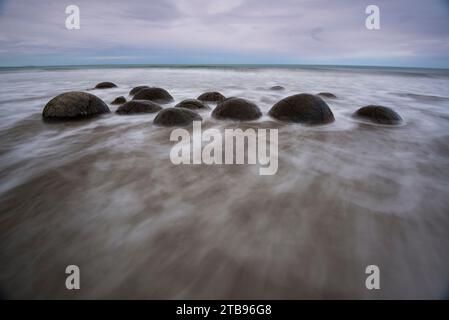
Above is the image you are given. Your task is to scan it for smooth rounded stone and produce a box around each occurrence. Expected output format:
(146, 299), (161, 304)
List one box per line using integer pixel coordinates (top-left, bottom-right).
(268, 93), (335, 125)
(42, 91), (110, 120)
(197, 91), (225, 102)
(270, 85), (285, 91)
(132, 87), (174, 103)
(318, 92), (337, 98)
(212, 97), (262, 121)
(129, 85), (149, 96)
(175, 99), (209, 110)
(95, 82), (117, 89)
(116, 100), (162, 115)
(153, 108), (202, 127)
(353, 105), (402, 125)
(111, 96), (126, 105)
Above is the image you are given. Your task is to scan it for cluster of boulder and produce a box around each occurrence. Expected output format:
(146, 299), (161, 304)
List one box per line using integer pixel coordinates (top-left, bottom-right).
(42, 82), (403, 127)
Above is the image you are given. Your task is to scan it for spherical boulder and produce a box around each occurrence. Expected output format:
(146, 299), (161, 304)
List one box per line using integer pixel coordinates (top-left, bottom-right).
(197, 91), (225, 102)
(317, 92), (337, 99)
(268, 93), (335, 125)
(42, 91), (110, 120)
(116, 100), (162, 115)
(95, 82), (117, 89)
(353, 105), (402, 125)
(212, 97), (262, 121)
(133, 87), (173, 104)
(111, 96), (126, 105)
(129, 85), (149, 96)
(154, 108), (202, 127)
(175, 99), (209, 110)
(270, 85), (285, 91)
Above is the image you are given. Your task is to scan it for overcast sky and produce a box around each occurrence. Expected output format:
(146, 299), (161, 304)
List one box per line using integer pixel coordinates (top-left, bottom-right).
(0, 0), (448, 67)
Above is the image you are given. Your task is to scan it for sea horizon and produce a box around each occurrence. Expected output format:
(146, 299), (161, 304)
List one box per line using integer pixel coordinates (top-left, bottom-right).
(1, 63), (449, 72)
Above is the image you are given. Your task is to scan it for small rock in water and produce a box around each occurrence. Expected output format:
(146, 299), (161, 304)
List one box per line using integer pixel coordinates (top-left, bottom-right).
(353, 105), (402, 125)
(317, 92), (337, 98)
(42, 91), (110, 120)
(116, 100), (162, 115)
(133, 87), (174, 104)
(212, 97), (262, 121)
(175, 99), (209, 110)
(154, 108), (202, 126)
(111, 96), (126, 105)
(95, 82), (117, 89)
(270, 85), (285, 91)
(197, 91), (225, 102)
(129, 85), (150, 96)
(268, 93), (335, 125)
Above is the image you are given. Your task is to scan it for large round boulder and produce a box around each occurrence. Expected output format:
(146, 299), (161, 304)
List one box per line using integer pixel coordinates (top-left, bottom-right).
(133, 87), (174, 104)
(95, 82), (117, 89)
(42, 92), (110, 120)
(116, 100), (162, 115)
(197, 91), (225, 102)
(175, 99), (209, 110)
(129, 85), (149, 96)
(268, 93), (335, 125)
(353, 105), (402, 125)
(111, 96), (126, 105)
(212, 97), (262, 121)
(153, 108), (202, 127)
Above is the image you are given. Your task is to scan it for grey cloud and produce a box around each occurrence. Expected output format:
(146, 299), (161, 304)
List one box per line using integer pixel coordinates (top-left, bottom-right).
(0, 0), (448, 66)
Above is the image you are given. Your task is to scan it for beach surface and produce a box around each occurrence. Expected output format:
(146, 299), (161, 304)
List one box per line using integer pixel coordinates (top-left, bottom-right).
(1, 65), (449, 298)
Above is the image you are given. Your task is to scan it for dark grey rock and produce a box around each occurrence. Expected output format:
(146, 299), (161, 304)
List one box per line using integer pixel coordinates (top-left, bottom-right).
(116, 100), (162, 115)
(175, 99), (209, 110)
(129, 85), (150, 96)
(154, 108), (202, 126)
(133, 87), (174, 104)
(270, 85), (285, 91)
(42, 91), (110, 120)
(317, 92), (337, 99)
(197, 91), (225, 102)
(268, 93), (335, 125)
(95, 82), (117, 89)
(353, 105), (402, 125)
(212, 97), (262, 121)
(111, 96), (126, 105)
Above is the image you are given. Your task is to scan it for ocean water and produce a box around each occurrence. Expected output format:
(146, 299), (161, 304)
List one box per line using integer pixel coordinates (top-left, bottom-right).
(0, 65), (449, 299)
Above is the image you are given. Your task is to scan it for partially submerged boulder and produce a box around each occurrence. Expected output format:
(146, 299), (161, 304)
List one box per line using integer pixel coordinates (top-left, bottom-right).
(129, 85), (149, 96)
(353, 105), (402, 125)
(42, 91), (110, 120)
(268, 93), (334, 125)
(175, 99), (209, 110)
(111, 96), (126, 105)
(95, 82), (117, 89)
(197, 91), (225, 102)
(154, 108), (202, 126)
(317, 92), (337, 99)
(212, 97), (262, 121)
(116, 100), (162, 115)
(270, 85), (285, 91)
(133, 87), (174, 104)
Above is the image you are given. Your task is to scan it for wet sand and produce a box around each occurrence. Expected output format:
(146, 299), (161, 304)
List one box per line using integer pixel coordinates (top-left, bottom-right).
(1, 66), (449, 298)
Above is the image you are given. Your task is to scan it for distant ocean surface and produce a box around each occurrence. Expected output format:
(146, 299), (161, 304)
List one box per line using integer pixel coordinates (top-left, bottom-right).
(1, 65), (449, 298)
